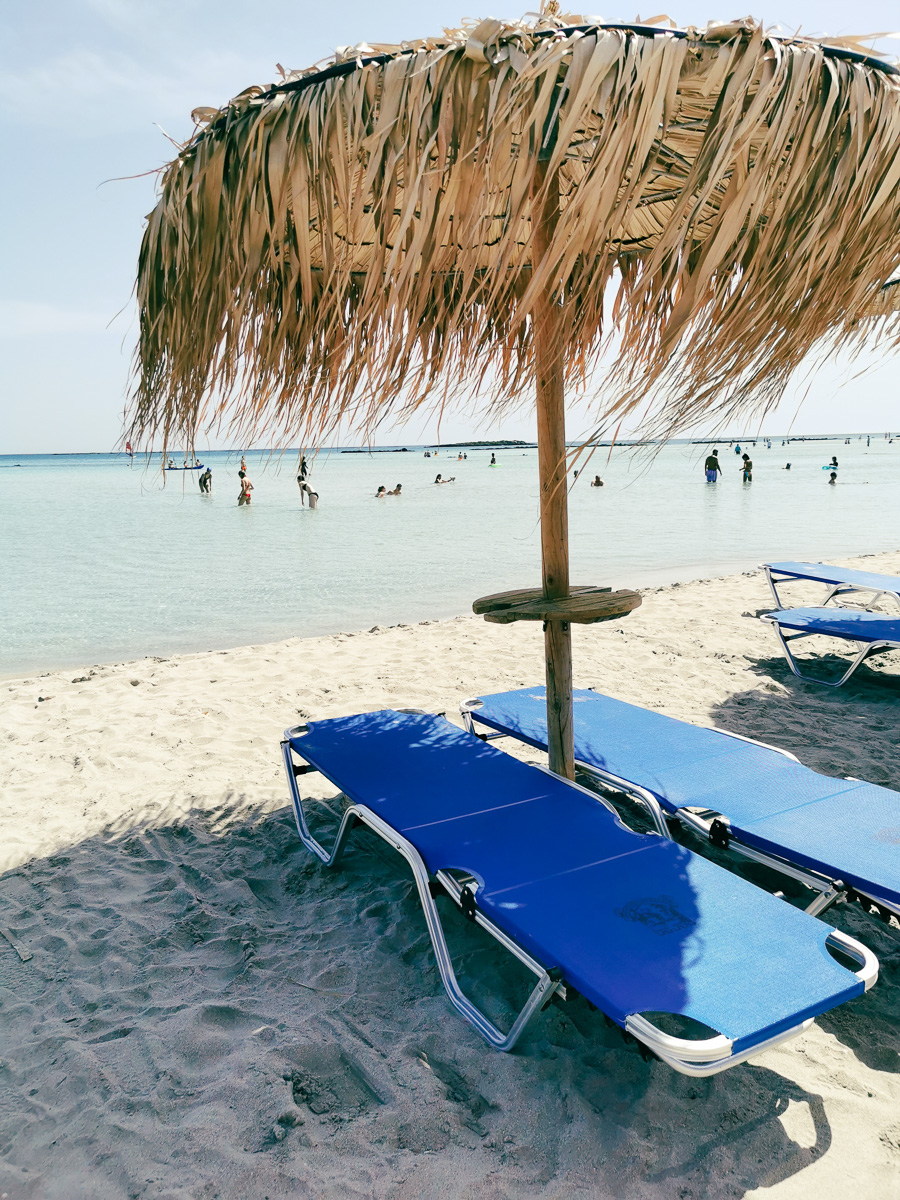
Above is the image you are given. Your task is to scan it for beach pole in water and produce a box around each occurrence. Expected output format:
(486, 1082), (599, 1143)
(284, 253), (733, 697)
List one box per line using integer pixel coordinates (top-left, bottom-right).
(533, 156), (575, 781)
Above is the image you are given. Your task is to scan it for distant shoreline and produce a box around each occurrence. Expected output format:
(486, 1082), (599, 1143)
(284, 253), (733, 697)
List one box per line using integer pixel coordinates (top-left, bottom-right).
(0, 433), (892, 458)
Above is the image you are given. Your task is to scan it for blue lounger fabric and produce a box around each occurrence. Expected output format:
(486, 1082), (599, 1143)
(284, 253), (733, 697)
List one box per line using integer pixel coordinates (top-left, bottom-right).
(289, 711), (864, 1053)
(765, 607), (900, 643)
(470, 688), (900, 908)
(766, 561), (900, 595)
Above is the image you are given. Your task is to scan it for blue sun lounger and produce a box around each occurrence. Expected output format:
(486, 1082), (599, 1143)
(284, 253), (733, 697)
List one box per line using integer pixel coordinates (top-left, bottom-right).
(461, 688), (900, 923)
(760, 607), (900, 686)
(763, 561), (900, 612)
(282, 710), (876, 1076)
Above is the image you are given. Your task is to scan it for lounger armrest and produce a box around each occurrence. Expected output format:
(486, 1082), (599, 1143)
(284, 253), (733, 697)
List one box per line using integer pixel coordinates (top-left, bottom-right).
(624, 1014), (732, 1062)
(626, 1014), (822, 1076)
(827, 929), (879, 991)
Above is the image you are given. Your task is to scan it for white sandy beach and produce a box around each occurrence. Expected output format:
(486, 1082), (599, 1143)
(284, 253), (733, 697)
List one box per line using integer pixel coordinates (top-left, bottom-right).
(2, 555), (900, 1199)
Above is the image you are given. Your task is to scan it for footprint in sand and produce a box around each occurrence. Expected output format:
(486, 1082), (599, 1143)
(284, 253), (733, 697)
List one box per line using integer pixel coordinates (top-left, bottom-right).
(285, 1044), (386, 1118)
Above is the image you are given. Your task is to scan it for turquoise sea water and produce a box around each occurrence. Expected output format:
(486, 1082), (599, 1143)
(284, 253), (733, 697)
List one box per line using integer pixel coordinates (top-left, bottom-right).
(3, 437), (898, 676)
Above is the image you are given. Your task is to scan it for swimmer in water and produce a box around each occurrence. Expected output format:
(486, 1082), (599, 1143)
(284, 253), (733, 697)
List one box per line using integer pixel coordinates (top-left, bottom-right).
(590, 475), (604, 487)
(387, 483), (402, 495)
(434, 474), (455, 484)
(703, 449), (721, 482)
(828, 472), (837, 485)
(376, 485), (386, 498)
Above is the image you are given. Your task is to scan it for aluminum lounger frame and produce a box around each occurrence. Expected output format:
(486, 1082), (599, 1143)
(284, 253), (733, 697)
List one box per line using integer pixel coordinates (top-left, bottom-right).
(282, 725), (877, 1076)
(460, 699), (900, 925)
(762, 563), (900, 613)
(760, 613), (900, 688)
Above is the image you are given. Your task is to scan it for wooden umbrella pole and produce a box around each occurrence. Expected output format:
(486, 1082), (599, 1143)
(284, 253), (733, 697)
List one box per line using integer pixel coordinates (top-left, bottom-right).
(532, 156), (575, 780)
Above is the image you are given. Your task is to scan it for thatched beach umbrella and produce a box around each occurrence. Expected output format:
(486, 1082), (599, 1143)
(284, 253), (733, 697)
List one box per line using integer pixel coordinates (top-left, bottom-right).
(129, 11), (900, 778)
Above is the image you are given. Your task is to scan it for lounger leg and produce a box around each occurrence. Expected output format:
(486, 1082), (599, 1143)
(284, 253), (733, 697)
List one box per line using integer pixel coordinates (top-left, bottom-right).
(770, 626), (879, 687)
(827, 587), (900, 613)
(804, 882), (845, 917)
(460, 701), (509, 742)
(571, 763), (671, 839)
(281, 738), (561, 1051)
(764, 567), (784, 608)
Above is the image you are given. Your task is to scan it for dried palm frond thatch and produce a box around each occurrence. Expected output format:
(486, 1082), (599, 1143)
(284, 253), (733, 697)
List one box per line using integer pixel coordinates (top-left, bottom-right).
(129, 14), (900, 452)
(856, 277), (900, 322)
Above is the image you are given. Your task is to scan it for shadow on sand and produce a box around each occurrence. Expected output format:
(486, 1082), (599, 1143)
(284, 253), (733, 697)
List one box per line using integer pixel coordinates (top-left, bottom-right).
(0, 795), (893, 1198)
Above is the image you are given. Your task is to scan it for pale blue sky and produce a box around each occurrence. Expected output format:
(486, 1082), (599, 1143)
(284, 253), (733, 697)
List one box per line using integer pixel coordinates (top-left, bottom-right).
(2, 2), (898, 452)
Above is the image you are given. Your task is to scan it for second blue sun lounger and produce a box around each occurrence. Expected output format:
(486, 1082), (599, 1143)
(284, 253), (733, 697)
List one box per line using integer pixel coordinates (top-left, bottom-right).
(760, 607), (900, 685)
(282, 710), (876, 1076)
(763, 561), (900, 611)
(462, 688), (900, 921)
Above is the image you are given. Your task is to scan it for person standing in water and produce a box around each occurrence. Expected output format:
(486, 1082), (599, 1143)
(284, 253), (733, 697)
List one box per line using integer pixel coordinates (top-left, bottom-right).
(590, 475), (604, 487)
(199, 467), (212, 493)
(704, 449), (722, 482)
(740, 453), (752, 482)
(238, 470), (253, 505)
(297, 454), (310, 491)
(828, 472), (837, 485)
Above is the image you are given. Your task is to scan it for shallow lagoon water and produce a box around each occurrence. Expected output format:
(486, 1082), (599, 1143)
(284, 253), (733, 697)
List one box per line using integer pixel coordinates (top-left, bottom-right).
(2, 437), (897, 675)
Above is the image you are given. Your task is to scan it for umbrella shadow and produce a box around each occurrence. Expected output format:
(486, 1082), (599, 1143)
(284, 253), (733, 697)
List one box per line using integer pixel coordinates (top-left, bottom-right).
(0, 796), (857, 1198)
